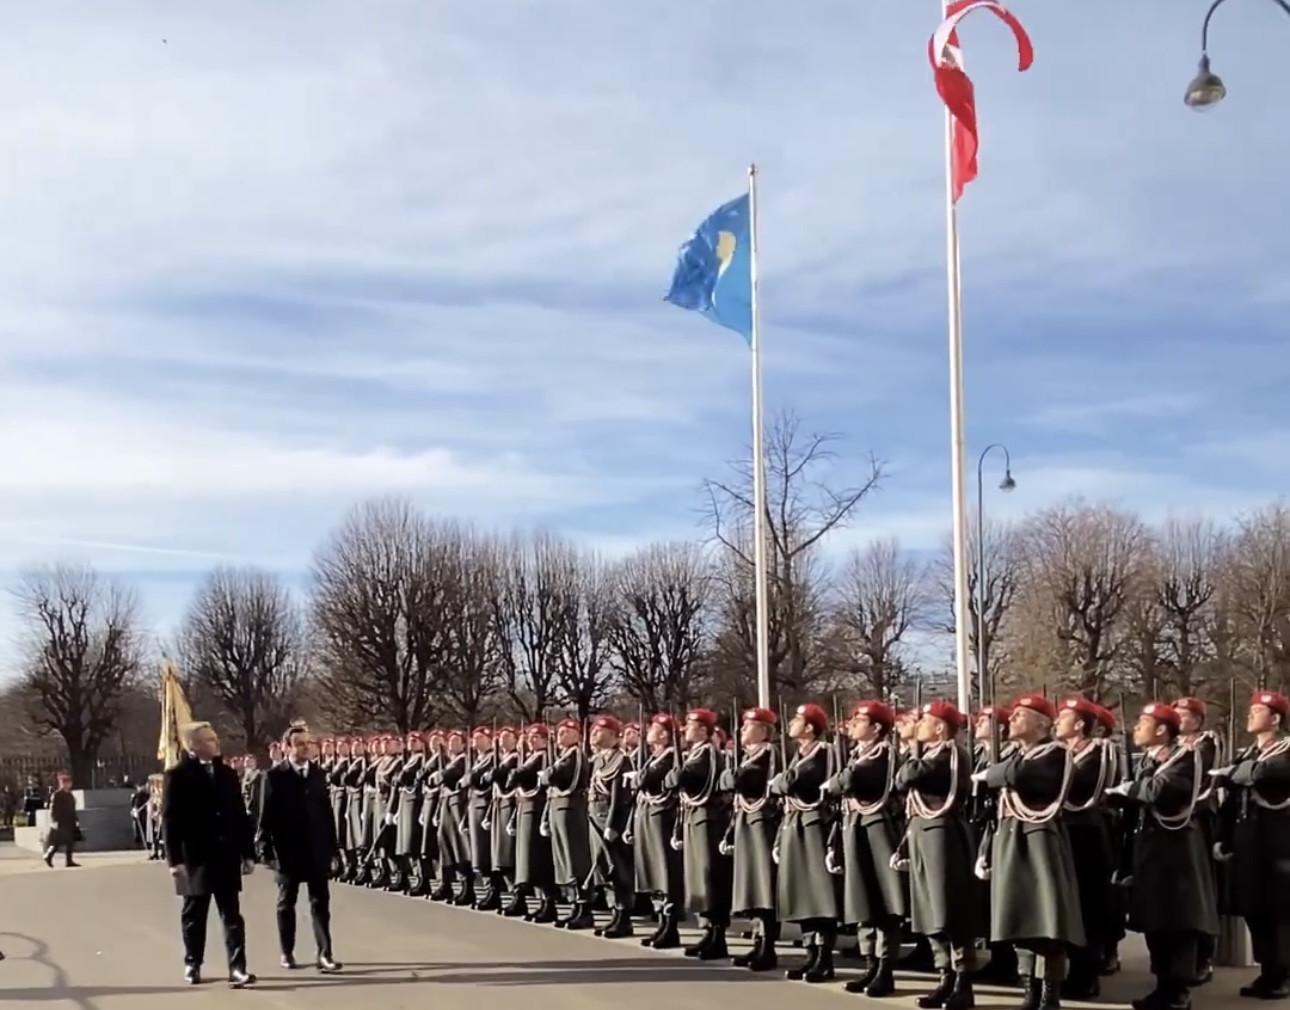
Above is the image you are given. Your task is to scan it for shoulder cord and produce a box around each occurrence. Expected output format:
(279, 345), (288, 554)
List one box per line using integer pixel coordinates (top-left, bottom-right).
(547, 746), (583, 799)
(734, 744), (772, 814)
(849, 738), (895, 815)
(679, 742), (717, 808)
(1150, 744), (1202, 831)
(1063, 738), (1114, 812)
(1251, 737), (1290, 811)
(906, 740), (960, 820)
(1000, 739), (1074, 824)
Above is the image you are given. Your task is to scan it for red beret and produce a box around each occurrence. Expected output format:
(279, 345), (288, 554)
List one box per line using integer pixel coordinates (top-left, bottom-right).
(623, 722), (641, 734)
(742, 707), (778, 726)
(1141, 701), (1181, 730)
(1253, 692), (1290, 717)
(1175, 697), (1207, 718)
(1061, 697), (1098, 720)
(1012, 694), (1057, 721)
(1092, 705), (1117, 732)
(796, 703), (829, 732)
(496, 725), (517, 736)
(922, 700), (965, 730)
(650, 713), (677, 732)
(526, 723), (550, 737)
(592, 714), (622, 733)
(471, 726), (492, 738)
(446, 729), (466, 741)
(850, 701), (895, 728)
(976, 704), (1013, 720)
(687, 708), (718, 728)
(556, 718), (581, 733)
(427, 729), (446, 740)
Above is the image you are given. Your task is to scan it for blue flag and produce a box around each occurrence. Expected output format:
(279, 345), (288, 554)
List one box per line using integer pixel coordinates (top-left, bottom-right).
(664, 193), (752, 342)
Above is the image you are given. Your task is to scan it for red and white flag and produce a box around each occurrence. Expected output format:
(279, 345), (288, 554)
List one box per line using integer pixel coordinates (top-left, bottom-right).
(929, 0), (1034, 203)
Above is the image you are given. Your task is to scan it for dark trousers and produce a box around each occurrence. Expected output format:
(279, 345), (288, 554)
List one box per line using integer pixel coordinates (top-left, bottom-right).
(276, 876), (333, 958)
(1145, 929), (1199, 991)
(180, 889), (246, 970)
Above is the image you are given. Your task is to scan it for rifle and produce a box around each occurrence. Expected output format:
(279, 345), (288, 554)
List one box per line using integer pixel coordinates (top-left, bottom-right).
(1114, 696), (1139, 885)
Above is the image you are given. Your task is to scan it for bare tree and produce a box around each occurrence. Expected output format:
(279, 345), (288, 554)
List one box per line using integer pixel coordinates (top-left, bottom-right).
(605, 541), (713, 711)
(702, 410), (884, 701)
(1012, 503), (1152, 699)
(12, 565), (145, 785)
(1226, 504), (1290, 691)
(490, 531), (568, 721)
(179, 566), (306, 754)
(309, 498), (454, 733)
(829, 538), (930, 701)
(1142, 519), (1226, 696)
(552, 548), (616, 721)
(438, 527), (504, 727)
(934, 517), (1022, 700)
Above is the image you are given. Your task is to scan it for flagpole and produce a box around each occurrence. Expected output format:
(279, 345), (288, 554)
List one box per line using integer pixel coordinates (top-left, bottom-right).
(748, 163), (772, 711)
(942, 0), (974, 715)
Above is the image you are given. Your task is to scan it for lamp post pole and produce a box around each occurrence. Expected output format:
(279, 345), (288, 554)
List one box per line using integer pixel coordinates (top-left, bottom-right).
(974, 444), (1015, 718)
(1185, 0), (1290, 108)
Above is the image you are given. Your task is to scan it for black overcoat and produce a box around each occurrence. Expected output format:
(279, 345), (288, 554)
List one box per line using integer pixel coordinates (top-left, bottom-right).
(257, 762), (338, 882)
(161, 754), (255, 896)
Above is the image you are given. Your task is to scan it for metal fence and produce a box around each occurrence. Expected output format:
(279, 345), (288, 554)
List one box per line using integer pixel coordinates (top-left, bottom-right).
(0, 753), (159, 787)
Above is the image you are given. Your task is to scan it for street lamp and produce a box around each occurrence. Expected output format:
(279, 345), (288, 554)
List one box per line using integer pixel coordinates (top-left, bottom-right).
(975, 444), (1015, 718)
(1185, 0), (1290, 109)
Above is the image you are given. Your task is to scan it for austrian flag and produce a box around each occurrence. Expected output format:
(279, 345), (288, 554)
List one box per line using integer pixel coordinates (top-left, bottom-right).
(929, 0), (1034, 203)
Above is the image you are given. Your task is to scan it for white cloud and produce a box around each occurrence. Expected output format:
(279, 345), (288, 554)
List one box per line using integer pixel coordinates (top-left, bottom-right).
(0, 0), (1286, 677)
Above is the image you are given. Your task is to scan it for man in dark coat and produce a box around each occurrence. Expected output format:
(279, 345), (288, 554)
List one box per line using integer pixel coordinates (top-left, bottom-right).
(161, 721), (257, 988)
(256, 724), (343, 974)
(1107, 701), (1217, 1010)
(43, 772), (80, 868)
(977, 694), (1085, 1010)
(1215, 690), (1290, 1000)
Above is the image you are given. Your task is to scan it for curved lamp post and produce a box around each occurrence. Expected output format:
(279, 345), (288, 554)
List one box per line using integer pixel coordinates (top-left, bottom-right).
(974, 444), (1015, 716)
(1185, 0), (1290, 109)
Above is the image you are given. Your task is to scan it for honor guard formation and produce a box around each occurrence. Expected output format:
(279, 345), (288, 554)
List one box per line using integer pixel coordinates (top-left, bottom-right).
(212, 692), (1290, 1010)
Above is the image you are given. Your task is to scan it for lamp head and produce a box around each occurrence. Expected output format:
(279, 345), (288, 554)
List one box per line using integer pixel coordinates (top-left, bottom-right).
(1184, 55), (1226, 110)
(999, 470), (1017, 493)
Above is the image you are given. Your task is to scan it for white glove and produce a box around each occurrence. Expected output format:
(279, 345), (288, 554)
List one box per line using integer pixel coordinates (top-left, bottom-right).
(669, 836), (683, 851)
(480, 818), (491, 831)
(970, 771), (988, 785)
(1105, 782), (1131, 797)
(974, 854), (991, 880)
(623, 771), (638, 787)
(718, 839), (733, 857)
(825, 851), (842, 875)
(537, 771), (551, 787)
(889, 852), (910, 872)
(623, 831), (634, 845)
(771, 845), (780, 864)
(506, 823), (516, 837)
(539, 822), (549, 837)
(384, 812), (395, 825)
(1213, 842), (1232, 863)
(1209, 766), (1234, 779)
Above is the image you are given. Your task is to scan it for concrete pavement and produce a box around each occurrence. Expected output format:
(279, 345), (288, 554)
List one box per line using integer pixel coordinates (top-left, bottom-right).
(0, 847), (1259, 1009)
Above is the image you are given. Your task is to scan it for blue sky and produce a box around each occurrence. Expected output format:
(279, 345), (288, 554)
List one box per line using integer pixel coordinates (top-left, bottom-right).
(0, 1), (1285, 677)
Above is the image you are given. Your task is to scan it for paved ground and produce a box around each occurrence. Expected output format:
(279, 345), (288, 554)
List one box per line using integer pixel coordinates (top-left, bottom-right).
(0, 847), (1260, 1009)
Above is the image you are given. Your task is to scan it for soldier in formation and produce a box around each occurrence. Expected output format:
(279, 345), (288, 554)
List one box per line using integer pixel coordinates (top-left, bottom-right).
(218, 689), (1289, 1010)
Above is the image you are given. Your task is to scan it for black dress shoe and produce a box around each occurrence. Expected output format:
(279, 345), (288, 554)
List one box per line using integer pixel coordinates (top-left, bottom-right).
(280, 953), (297, 969)
(317, 955), (343, 974)
(184, 965), (201, 985)
(228, 968), (257, 989)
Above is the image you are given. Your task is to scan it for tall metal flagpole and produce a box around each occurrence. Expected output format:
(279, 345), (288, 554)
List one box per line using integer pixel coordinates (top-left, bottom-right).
(748, 163), (772, 711)
(941, 1), (974, 715)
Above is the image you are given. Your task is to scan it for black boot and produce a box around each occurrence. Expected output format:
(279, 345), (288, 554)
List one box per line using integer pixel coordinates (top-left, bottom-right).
(452, 874), (476, 906)
(428, 874), (453, 901)
(944, 971), (975, 1010)
(917, 970), (956, 1009)
(528, 892), (559, 924)
(733, 934), (764, 968)
(845, 957), (881, 993)
(501, 889), (529, 918)
(804, 943), (835, 983)
(42, 848), (54, 867)
(866, 958), (897, 997)
(598, 908), (634, 939)
(748, 925), (779, 972)
(408, 860), (430, 897)
(645, 909), (681, 949)
(558, 901), (595, 930)
(698, 926), (728, 961)
(787, 944), (821, 981)
(685, 924), (715, 958)
(1016, 978), (1043, 1010)
(475, 875), (503, 911)
(1036, 981), (1062, 1010)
